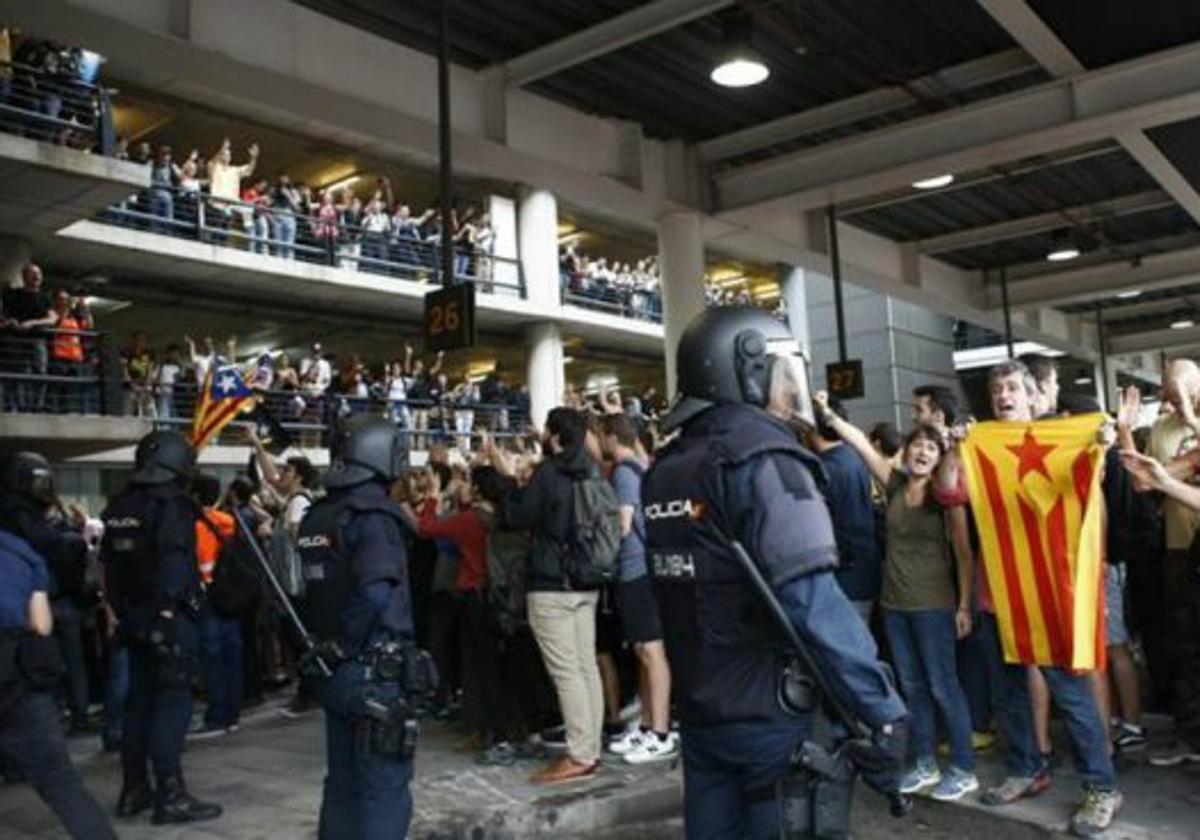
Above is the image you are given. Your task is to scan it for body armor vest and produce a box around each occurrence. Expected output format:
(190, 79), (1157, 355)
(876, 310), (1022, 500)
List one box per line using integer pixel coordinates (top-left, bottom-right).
(102, 485), (181, 611)
(297, 491), (406, 651)
(644, 404), (834, 726)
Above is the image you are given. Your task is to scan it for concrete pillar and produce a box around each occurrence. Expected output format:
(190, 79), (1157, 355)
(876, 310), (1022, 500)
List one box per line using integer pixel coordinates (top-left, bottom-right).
(0, 235), (33, 288)
(487, 194), (519, 297)
(526, 322), (565, 430)
(517, 187), (559, 308)
(656, 211), (706, 397)
(808, 277), (958, 428)
(779, 264), (811, 361)
(1095, 360), (1119, 413)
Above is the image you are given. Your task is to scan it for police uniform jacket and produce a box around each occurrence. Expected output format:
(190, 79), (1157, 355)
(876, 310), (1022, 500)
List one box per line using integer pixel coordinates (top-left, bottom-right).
(644, 402), (906, 729)
(298, 481), (413, 655)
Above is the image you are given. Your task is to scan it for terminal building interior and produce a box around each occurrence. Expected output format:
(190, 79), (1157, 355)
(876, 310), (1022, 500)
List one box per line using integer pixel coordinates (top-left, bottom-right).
(2, 0), (1200, 837)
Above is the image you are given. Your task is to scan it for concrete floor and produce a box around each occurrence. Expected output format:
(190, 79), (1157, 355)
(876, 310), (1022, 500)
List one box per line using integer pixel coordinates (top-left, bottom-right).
(3, 699), (1199, 839)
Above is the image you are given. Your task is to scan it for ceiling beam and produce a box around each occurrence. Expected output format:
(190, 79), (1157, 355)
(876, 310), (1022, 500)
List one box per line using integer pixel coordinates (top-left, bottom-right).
(1109, 324), (1200, 354)
(1001, 245), (1200, 309)
(712, 40), (1200, 214)
(696, 48), (1036, 164)
(913, 189), (1173, 255)
(979, 0), (1200, 228)
(497, 0), (735, 87)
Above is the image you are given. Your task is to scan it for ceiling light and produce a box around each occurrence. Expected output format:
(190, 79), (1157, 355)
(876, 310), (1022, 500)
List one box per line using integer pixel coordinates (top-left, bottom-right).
(1074, 376), (1093, 386)
(1116, 290), (1143, 299)
(1046, 246), (1080, 262)
(1171, 320), (1195, 330)
(711, 58), (769, 87)
(912, 174), (954, 190)
(1046, 230), (1083, 263)
(321, 174), (360, 193)
(711, 10), (769, 88)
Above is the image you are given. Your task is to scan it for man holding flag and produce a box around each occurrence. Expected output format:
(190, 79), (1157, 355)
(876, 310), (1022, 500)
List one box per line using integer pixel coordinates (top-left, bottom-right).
(943, 360), (1119, 838)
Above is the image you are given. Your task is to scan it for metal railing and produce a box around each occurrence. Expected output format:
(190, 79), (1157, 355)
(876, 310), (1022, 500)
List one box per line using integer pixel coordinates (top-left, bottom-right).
(0, 58), (113, 152)
(562, 279), (663, 323)
(0, 329), (105, 415)
(0, 332), (531, 448)
(153, 388), (531, 450)
(98, 185), (525, 296)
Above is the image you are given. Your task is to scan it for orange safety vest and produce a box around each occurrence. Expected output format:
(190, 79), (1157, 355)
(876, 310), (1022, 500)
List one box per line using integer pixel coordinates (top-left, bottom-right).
(195, 508), (235, 586)
(51, 315), (84, 363)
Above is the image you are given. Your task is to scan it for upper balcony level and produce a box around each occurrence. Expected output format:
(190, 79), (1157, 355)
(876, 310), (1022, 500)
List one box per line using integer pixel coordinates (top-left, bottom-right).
(0, 55), (147, 245)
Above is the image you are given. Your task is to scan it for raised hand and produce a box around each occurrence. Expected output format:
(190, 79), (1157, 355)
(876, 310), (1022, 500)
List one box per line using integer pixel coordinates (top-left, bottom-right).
(1116, 386), (1142, 429)
(1121, 450), (1171, 493)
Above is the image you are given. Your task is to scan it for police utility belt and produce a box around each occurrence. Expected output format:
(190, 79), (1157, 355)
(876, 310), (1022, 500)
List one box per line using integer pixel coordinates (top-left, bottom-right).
(303, 638), (438, 761)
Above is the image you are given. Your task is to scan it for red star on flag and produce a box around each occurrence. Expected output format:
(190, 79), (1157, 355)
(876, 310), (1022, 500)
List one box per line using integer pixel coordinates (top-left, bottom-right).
(1006, 428), (1056, 481)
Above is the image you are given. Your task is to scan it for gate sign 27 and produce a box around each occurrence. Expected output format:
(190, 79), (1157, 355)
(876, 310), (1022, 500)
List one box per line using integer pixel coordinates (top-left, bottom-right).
(424, 284), (476, 352)
(826, 359), (865, 400)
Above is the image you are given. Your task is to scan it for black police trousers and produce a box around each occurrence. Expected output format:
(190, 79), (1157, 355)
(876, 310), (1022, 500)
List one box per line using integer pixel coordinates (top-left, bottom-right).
(0, 684), (116, 839)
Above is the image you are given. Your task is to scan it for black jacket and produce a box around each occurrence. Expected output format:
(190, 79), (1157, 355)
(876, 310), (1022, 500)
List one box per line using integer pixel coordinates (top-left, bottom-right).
(502, 444), (595, 592)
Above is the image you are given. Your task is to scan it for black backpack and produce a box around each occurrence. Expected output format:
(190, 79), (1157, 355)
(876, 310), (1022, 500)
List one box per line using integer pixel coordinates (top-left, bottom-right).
(200, 513), (263, 618)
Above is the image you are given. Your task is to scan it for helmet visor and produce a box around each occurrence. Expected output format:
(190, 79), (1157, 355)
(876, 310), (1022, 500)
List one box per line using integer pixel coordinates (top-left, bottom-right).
(765, 338), (814, 426)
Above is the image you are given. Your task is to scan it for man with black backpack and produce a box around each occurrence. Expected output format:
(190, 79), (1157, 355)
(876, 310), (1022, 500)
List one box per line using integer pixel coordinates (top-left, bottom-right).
(489, 407), (621, 785)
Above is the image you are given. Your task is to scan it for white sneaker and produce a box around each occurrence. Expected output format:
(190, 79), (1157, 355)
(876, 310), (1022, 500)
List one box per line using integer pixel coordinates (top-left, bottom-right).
(624, 732), (679, 765)
(608, 725), (647, 756)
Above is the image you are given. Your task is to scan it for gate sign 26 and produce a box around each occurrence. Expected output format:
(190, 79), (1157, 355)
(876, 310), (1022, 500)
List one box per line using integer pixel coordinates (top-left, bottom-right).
(424, 284), (476, 352)
(826, 359), (865, 400)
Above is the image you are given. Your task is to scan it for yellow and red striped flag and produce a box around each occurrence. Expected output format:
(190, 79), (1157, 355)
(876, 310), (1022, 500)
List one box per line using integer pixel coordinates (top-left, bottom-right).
(190, 365), (258, 452)
(960, 415), (1107, 670)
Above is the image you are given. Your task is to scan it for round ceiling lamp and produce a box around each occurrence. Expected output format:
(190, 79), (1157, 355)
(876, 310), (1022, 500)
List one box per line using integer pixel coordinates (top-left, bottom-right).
(711, 10), (769, 88)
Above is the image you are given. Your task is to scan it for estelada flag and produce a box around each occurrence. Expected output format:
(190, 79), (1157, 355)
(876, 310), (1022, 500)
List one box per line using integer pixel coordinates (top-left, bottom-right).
(960, 415), (1107, 670)
(190, 364), (258, 451)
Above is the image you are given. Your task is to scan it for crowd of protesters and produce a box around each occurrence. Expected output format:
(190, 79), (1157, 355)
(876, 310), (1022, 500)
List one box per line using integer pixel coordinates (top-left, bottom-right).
(110, 139), (501, 286)
(0, 25), (116, 152)
(559, 245), (662, 320)
(7, 334), (1200, 836)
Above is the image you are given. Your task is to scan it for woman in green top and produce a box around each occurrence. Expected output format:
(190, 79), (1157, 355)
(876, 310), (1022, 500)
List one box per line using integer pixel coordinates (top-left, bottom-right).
(815, 393), (977, 802)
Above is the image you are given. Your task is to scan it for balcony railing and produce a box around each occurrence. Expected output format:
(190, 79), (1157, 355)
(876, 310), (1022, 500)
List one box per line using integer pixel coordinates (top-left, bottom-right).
(562, 281), (662, 323)
(0, 59), (114, 152)
(1, 330), (531, 449)
(97, 185), (525, 297)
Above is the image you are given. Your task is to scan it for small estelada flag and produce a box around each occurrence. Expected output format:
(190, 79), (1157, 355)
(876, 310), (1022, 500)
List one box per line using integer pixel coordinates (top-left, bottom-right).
(190, 364), (258, 451)
(960, 415), (1107, 670)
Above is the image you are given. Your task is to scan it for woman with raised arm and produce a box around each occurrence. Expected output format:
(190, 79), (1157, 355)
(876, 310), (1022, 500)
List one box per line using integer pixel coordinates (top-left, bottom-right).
(814, 390), (978, 803)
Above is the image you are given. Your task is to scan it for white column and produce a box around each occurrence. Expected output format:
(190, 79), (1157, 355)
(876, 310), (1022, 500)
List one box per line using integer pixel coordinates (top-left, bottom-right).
(487, 194), (519, 297)
(517, 187), (559, 308)
(526, 322), (565, 430)
(0, 235), (33, 288)
(656, 211), (707, 397)
(779, 264), (812, 361)
(1095, 361), (1119, 413)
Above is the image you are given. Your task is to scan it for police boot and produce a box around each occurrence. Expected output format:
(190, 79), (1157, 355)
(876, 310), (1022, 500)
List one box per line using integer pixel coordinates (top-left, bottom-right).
(116, 781), (154, 817)
(151, 775), (222, 825)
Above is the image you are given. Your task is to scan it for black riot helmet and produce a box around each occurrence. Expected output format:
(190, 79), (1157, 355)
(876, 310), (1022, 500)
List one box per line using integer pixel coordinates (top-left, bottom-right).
(664, 306), (814, 431)
(1, 451), (56, 506)
(132, 430), (196, 486)
(324, 414), (408, 490)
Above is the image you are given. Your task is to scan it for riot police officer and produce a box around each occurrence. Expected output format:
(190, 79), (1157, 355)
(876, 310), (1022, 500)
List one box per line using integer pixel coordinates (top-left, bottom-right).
(101, 430), (222, 824)
(0, 453), (116, 839)
(297, 414), (430, 840)
(0, 452), (92, 733)
(643, 307), (909, 839)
